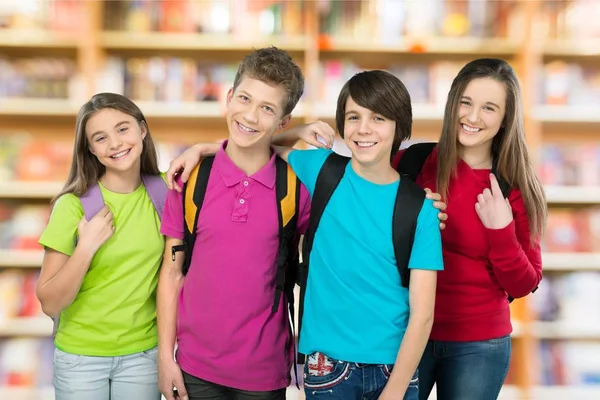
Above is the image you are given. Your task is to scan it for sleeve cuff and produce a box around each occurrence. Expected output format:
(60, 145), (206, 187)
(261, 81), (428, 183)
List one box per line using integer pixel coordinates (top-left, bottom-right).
(486, 220), (519, 254)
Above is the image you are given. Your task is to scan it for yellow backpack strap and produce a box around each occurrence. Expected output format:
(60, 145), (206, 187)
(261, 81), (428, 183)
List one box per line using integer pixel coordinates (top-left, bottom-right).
(171, 156), (215, 276)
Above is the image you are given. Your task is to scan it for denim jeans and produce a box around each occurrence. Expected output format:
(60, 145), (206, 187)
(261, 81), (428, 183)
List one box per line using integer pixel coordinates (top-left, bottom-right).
(53, 347), (160, 400)
(303, 352), (418, 400)
(418, 336), (511, 400)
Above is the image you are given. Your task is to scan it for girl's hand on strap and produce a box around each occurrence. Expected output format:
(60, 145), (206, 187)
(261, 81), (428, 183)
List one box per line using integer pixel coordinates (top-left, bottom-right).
(475, 173), (513, 230)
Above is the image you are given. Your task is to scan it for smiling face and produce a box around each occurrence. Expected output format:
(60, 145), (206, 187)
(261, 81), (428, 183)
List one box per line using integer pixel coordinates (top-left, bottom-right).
(343, 96), (397, 169)
(457, 77), (507, 154)
(86, 108), (146, 174)
(225, 76), (291, 152)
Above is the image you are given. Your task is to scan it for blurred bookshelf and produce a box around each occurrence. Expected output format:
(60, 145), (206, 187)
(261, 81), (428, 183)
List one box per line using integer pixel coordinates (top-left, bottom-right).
(1, 0), (600, 399)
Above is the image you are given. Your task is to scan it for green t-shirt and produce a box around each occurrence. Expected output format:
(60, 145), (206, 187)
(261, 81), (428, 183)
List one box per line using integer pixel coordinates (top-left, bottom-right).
(39, 180), (164, 356)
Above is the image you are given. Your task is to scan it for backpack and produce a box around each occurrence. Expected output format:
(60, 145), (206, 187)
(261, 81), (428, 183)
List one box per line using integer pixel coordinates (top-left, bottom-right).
(296, 152), (427, 363)
(170, 155), (302, 386)
(396, 142), (537, 302)
(170, 155), (301, 314)
(51, 174), (168, 336)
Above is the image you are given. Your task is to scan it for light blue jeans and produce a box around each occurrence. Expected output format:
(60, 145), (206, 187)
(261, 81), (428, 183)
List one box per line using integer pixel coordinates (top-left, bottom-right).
(53, 347), (160, 400)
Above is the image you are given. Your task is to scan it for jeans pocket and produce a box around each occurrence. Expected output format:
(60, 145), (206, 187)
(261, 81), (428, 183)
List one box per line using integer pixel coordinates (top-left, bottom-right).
(483, 335), (511, 345)
(303, 352), (352, 393)
(139, 346), (158, 363)
(381, 364), (394, 379)
(54, 348), (82, 371)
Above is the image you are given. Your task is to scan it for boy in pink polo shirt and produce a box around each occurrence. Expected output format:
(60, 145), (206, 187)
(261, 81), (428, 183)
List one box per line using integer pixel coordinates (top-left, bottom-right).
(157, 48), (326, 400)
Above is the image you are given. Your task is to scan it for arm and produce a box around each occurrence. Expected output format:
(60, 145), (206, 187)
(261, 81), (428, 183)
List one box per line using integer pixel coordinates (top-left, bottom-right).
(272, 145), (294, 163)
(157, 237), (188, 400)
(476, 174), (542, 298)
(272, 120), (335, 148)
(381, 270), (437, 398)
(36, 205), (114, 317)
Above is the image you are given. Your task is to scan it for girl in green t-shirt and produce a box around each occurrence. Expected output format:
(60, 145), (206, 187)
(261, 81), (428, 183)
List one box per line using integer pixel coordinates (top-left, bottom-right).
(37, 93), (165, 400)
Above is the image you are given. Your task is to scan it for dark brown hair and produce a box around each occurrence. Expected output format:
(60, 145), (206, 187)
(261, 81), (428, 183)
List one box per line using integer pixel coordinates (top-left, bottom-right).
(232, 46), (304, 116)
(54, 92), (160, 203)
(336, 70), (412, 161)
(437, 58), (547, 238)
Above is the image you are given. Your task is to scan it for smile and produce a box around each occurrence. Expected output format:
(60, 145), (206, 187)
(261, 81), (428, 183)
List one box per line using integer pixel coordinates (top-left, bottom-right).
(110, 149), (131, 159)
(236, 121), (258, 134)
(354, 141), (377, 148)
(461, 124), (481, 133)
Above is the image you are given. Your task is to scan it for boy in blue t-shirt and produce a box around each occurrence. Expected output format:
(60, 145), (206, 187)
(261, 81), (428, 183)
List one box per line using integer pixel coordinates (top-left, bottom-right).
(275, 70), (443, 400)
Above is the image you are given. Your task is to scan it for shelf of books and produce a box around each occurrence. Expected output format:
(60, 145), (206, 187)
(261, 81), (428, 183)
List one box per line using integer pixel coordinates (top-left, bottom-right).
(1, 0), (600, 399)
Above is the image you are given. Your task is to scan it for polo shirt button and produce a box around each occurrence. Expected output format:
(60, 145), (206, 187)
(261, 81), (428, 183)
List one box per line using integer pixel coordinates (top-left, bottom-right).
(243, 180), (249, 186)
(239, 199), (245, 204)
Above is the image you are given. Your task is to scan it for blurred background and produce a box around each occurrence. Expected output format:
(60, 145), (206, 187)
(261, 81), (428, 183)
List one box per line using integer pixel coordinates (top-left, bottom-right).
(0, 1), (599, 399)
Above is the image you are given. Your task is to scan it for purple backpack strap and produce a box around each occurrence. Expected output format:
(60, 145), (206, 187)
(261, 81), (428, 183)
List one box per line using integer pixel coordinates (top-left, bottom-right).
(142, 175), (168, 219)
(79, 184), (105, 221)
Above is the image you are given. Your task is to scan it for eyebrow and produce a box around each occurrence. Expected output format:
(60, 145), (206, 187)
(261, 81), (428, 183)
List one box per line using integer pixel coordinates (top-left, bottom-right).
(238, 90), (278, 110)
(461, 96), (501, 110)
(91, 121), (130, 139)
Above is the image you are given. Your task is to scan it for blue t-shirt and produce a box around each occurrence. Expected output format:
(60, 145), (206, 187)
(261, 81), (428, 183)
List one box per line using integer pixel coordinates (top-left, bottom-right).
(288, 148), (444, 364)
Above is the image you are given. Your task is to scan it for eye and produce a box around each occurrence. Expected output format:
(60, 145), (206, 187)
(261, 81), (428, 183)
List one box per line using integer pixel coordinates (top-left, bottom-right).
(374, 116), (385, 122)
(460, 100), (471, 107)
(262, 106), (274, 113)
(483, 106), (495, 112)
(95, 136), (106, 143)
(118, 127), (129, 133)
(239, 95), (249, 102)
(347, 115), (358, 121)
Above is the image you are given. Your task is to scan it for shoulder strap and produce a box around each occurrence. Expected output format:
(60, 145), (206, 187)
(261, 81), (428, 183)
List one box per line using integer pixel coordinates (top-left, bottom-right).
(79, 184), (104, 221)
(392, 177), (427, 288)
(395, 142), (437, 180)
(302, 152), (350, 267)
(491, 159), (511, 198)
(141, 175), (168, 219)
(179, 156), (215, 276)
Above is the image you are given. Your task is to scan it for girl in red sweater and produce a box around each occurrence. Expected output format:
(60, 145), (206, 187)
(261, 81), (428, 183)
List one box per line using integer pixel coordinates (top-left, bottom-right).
(393, 58), (547, 400)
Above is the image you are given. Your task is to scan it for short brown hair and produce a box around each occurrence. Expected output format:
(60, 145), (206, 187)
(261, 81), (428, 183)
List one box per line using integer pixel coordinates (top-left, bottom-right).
(336, 70), (412, 161)
(232, 47), (304, 116)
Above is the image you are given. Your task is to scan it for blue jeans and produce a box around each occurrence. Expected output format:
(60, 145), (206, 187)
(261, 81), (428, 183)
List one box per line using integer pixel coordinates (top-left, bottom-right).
(53, 347), (161, 400)
(418, 336), (511, 400)
(303, 352), (418, 400)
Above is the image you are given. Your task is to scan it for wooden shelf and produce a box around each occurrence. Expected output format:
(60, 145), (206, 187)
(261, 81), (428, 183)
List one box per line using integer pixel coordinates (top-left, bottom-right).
(0, 317), (53, 336)
(545, 186), (600, 205)
(101, 31), (307, 52)
(321, 36), (519, 55)
(0, 29), (78, 49)
(542, 253), (600, 271)
(0, 181), (63, 199)
(0, 98), (80, 117)
(544, 39), (600, 57)
(533, 106), (600, 123)
(0, 250), (44, 268)
(0, 387), (54, 400)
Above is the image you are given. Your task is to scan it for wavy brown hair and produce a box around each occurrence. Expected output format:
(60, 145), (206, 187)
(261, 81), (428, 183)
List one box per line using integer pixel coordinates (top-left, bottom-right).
(437, 58), (547, 239)
(54, 93), (160, 203)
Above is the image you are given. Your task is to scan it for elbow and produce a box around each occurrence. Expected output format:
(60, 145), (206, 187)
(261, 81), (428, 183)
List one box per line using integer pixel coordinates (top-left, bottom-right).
(36, 289), (63, 318)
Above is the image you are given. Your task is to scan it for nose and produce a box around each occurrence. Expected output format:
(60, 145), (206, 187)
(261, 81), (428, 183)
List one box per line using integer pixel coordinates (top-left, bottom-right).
(243, 106), (259, 124)
(108, 134), (123, 150)
(467, 107), (480, 124)
(358, 118), (372, 135)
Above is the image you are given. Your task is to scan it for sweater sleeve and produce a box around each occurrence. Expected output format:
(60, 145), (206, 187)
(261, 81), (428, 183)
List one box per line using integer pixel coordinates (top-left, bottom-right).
(486, 189), (542, 298)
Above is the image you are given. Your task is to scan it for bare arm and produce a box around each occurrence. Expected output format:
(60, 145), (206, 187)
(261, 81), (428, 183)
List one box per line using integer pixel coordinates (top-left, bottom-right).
(157, 237), (188, 400)
(36, 206), (114, 317)
(272, 121), (335, 148)
(381, 270), (437, 398)
(272, 145), (294, 163)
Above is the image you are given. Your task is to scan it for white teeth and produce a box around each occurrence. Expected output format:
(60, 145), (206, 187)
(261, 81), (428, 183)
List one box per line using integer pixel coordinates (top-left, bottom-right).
(461, 124), (481, 133)
(356, 141), (376, 148)
(111, 150), (129, 159)
(238, 122), (257, 133)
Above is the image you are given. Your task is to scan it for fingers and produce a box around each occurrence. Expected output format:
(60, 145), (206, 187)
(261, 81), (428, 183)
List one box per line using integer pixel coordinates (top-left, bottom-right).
(439, 222), (446, 230)
(482, 188), (493, 200)
(489, 173), (503, 198)
(173, 377), (188, 400)
(437, 212), (448, 222)
(315, 121), (335, 148)
(433, 200), (447, 211)
(166, 163), (181, 191)
(477, 193), (486, 205)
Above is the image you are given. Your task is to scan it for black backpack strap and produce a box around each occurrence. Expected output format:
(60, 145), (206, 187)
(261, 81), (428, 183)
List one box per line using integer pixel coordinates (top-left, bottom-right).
(393, 177), (427, 288)
(491, 158), (511, 199)
(297, 152), (350, 365)
(171, 156), (215, 276)
(395, 142), (437, 180)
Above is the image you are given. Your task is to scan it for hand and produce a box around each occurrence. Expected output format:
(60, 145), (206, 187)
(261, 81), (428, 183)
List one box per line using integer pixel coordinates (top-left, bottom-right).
(158, 358), (188, 400)
(77, 205), (114, 253)
(166, 143), (221, 192)
(296, 120), (335, 149)
(475, 173), (513, 229)
(424, 188), (448, 230)
(378, 385), (405, 400)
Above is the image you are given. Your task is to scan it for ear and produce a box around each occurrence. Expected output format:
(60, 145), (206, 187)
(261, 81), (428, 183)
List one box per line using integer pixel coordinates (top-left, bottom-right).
(140, 121), (148, 140)
(225, 88), (234, 108)
(278, 114), (291, 130)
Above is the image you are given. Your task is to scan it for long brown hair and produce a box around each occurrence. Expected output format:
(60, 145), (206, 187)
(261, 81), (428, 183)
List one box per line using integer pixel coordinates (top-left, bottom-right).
(54, 92), (160, 203)
(437, 58), (547, 239)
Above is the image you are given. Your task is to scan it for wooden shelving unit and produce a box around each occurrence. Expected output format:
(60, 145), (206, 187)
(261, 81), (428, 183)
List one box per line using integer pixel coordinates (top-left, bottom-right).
(1, 1), (599, 399)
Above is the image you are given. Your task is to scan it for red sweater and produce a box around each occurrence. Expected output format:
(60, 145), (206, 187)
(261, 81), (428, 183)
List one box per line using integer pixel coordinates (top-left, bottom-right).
(393, 147), (543, 341)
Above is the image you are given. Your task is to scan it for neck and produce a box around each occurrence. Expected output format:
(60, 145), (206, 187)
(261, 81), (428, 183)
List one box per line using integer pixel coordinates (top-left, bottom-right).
(459, 145), (493, 169)
(350, 157), (399, 184)
(225, 140), (271, 176)
(100, 165), (142, 193)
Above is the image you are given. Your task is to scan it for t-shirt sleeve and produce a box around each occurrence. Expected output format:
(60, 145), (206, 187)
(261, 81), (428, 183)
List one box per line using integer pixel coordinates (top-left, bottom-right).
(287, 148), (332, 196)
(38, 194), (83, 256)
(408, 198), (444, 271)
(160, 177), (185, 240)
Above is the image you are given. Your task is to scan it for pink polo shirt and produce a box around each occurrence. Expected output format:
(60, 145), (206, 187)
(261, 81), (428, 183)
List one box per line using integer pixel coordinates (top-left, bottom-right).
(160, 143), (310, 391)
